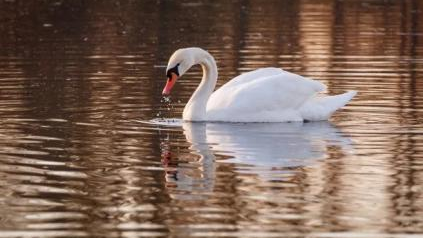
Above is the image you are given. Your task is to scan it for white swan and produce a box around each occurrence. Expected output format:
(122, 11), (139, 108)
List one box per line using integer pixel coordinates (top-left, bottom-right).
(162, 47), (357, 122)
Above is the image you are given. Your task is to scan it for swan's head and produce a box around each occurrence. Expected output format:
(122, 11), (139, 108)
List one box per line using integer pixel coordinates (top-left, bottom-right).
(162, 48), (198, 95)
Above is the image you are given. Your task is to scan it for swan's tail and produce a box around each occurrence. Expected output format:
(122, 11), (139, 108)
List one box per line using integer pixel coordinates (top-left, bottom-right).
(300, 90), (357, 121)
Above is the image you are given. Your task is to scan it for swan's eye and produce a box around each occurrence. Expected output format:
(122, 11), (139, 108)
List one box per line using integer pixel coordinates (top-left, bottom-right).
(166, 63), (180, 80)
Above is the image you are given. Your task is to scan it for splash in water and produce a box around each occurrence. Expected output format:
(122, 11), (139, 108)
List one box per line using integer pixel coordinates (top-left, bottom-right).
(135, 118), (183, 127)
(141, 95), (182, 126)
(155, 95), (174, 118)
(161, 95), (173, 111)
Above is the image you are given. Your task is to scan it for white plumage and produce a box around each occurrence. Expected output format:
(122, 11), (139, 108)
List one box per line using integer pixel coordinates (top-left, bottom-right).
(163, 48), (356, 122)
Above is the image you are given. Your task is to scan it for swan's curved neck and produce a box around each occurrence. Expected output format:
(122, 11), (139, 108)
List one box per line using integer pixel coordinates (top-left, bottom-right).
(183, 52), (217, 121)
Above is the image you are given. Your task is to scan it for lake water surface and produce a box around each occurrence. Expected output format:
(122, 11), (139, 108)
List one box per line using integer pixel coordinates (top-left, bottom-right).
(1, 0), (423, 237)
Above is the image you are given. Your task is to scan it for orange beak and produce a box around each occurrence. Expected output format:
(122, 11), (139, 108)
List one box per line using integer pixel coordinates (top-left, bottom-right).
(162, 72), (178, 95)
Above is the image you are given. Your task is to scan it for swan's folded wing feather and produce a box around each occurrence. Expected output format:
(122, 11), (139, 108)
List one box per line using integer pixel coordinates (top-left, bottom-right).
(217, 67), (283, 89)
(208, 70), (326, 113)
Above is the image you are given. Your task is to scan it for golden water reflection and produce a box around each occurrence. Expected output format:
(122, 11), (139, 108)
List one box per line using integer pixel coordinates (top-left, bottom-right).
(0, 0), (423, 237)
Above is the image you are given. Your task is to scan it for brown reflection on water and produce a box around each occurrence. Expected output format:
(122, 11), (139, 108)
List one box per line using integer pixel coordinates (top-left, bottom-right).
(298, 0), (334, 89)
(0, 0), (423, 237)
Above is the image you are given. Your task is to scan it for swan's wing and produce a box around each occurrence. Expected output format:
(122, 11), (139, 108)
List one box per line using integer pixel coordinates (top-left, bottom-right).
(207, 70), (326, 121)
(218, 67), (284, 89)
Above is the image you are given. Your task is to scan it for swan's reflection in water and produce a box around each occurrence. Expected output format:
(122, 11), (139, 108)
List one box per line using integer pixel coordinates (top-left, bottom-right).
(161, 121), (353, 199)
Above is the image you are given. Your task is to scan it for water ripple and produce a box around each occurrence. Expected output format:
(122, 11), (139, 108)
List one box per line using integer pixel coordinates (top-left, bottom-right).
(0, 0), (422, 237)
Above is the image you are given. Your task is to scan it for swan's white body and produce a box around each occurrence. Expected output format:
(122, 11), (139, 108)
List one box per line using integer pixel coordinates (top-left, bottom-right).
(163, 48), (356, 122)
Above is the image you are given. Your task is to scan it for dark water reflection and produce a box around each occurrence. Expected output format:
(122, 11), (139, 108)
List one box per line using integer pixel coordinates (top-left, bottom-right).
(1, 0), (423, 237)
